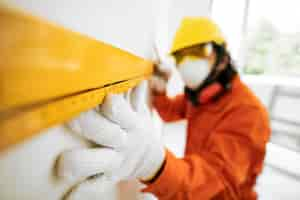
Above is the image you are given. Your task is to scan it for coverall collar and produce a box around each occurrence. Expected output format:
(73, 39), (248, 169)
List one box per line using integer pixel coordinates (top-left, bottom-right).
(195, 76), (241, 112)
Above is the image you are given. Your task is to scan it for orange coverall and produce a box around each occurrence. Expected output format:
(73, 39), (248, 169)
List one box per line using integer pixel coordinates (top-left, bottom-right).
(143, 76), (270, 200)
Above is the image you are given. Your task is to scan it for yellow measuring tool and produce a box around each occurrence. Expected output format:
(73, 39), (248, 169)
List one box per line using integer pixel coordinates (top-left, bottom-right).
(0, 6), (153, 151)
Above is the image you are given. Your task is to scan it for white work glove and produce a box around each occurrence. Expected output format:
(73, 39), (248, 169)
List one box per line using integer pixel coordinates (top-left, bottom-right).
(58, 81), (165, 183)
(150, 63), (173, 94)
(149, 47), (173, 94)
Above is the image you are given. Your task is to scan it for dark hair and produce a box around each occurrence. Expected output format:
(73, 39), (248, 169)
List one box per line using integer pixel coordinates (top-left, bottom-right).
(211, 42), (237, 87)
(212, 42), (228, 67)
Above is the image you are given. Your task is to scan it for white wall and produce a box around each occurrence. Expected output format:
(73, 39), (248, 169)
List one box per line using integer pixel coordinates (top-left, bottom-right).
(3, 0), (158, 58)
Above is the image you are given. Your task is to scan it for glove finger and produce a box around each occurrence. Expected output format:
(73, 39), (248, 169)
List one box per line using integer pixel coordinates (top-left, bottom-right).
(65, 175), (114, 200)
(153, 64), (172, 81)
(149, 76), (166, 93)
(124, 88), (132, 103)
(57, 148), (122, 181)
(67, 110), (127, 150)
(130, 81), (151, 117)
(100, 94), (139, 130)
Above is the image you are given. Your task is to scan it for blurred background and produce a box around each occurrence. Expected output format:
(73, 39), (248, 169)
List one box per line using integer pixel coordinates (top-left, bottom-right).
(1, 0), (299, 199)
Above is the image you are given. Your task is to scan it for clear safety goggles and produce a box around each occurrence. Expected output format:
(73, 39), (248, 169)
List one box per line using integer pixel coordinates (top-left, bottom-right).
(174, 43), (213, 65)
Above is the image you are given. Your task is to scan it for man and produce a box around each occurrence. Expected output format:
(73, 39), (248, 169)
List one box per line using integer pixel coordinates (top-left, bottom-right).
(58, 17), (270, 199)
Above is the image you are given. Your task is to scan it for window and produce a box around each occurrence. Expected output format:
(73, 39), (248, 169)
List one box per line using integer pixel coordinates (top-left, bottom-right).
(211, 0), (247, 67)
(211, 0), (300, 76)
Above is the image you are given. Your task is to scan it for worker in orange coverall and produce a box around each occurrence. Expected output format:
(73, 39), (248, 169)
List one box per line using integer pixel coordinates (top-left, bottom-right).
(58, 17), (271, 200)
(144, 16), (271, 200)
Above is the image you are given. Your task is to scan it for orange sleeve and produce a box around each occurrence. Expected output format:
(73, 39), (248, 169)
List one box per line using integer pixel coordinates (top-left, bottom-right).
(143, 106), (270, 199)
(152, 93), (187, 122)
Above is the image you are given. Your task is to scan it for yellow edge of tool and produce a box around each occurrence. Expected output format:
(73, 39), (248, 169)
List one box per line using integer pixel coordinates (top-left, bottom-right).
(0, 76), (146, 151)
(0, 6), (154, 151)
(0, 6), (153, 112)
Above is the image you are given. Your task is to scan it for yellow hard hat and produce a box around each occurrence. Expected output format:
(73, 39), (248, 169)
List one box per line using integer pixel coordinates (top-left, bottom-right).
(170, 17), (225, 55)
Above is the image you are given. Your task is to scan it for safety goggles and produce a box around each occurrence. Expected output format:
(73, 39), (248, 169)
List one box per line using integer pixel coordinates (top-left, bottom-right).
(173, 43), (213, 65)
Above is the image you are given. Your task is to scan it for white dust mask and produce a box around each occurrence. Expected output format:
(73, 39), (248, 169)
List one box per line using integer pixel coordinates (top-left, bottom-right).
(177, 57), (211, 89)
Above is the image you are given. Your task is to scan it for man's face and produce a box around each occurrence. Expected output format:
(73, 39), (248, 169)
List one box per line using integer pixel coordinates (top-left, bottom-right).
(173, 44), (216, 89)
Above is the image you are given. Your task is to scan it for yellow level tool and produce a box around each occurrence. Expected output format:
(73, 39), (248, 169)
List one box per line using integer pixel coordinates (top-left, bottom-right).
(0, 6), (153, 151)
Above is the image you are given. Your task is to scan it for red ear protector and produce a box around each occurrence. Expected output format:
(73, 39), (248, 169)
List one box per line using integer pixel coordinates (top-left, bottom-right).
(197, 82), (223, 104)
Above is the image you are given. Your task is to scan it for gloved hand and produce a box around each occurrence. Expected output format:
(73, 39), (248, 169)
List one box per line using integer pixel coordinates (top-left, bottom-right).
(57, 81), (165, 183)
(149, 47), (173, 94)
(149, 64), (172, 94)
